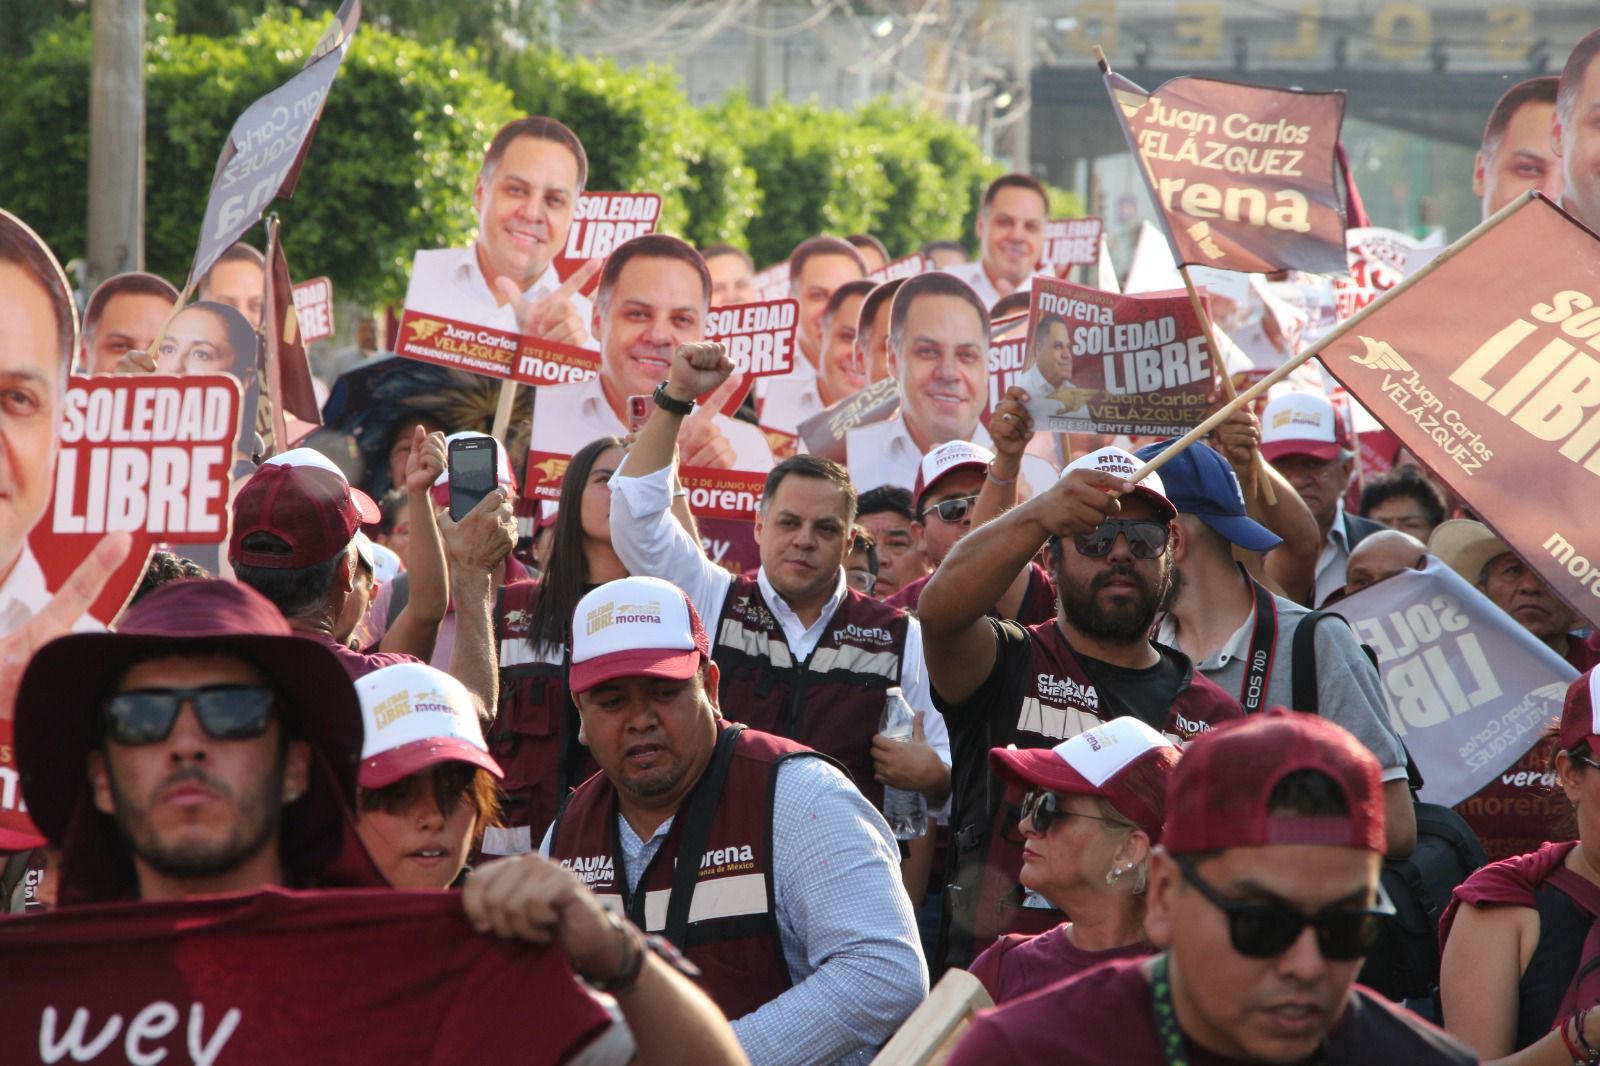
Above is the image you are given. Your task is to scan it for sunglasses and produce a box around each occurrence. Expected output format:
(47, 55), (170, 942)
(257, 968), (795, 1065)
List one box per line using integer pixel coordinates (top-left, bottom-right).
(846, 568), (879, 595)
(1020, 789), (1127, 835)
(1177, 856), (1392, 961)
(103, 685), (277, 746)
(1073, 518), (1170, 560)
(922, 494), (979, 524)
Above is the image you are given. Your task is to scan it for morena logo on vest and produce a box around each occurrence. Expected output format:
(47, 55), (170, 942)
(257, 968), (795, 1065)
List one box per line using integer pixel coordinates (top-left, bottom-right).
(831, 623), (893, 645)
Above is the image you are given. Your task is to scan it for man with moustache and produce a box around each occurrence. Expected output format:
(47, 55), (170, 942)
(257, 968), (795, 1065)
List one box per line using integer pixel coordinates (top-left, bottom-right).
(942, 174), (1050, 308)
(407, 116), (597, 347)
(917, 448), (1242, 968)
(529, 234), (772, 472)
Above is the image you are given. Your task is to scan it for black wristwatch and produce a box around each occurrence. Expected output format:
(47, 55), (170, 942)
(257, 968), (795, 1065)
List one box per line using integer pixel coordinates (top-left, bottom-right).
(653, 380), (696, 416)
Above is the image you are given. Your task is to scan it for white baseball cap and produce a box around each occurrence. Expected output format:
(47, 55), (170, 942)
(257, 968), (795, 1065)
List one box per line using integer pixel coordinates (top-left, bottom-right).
(569, 576), (710, 695)
(1062, 446), (1176, 520)
(1260, 391), (1349, 462)
(369, 540), (403, 584)
(355, 662), (502, 789)
(913, 440), (995, 511)
(263, 446), (380, 523)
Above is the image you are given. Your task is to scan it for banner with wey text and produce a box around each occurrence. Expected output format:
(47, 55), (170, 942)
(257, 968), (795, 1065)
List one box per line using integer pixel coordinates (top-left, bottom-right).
(1333, 558), (1574, 809)
(1104, 68), (1347, 275)
(551, 192), (661, 296)
(1321, 193), (1600, 628)
(1019, 276), (1216, 435)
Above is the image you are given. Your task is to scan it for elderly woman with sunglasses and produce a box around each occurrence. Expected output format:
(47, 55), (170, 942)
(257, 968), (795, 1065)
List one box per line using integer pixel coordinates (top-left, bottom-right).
(1438, 673), (1600, 1064)
(967, 717), (1181, 1003)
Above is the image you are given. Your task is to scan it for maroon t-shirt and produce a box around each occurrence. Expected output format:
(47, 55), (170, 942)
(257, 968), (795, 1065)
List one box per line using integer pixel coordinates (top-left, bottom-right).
(967, 924), (1151, 1004)
(309, 628), (422, 680)
(1566, 632), (1600, 674)
(886, 561), (1056, 625)
(946, 955), (1477, 1066)
(0, 887), (611, 1065)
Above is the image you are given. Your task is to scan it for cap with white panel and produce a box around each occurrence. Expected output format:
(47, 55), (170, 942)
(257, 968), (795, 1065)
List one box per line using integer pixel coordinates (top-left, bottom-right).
(355, 662), (502, 789)
(1062, 446), (1176, 520)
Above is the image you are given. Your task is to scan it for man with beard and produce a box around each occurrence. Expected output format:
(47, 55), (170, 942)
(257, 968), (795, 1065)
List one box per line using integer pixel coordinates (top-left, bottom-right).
(917, 447), (1242, 969)
(1140, 438), (1416, 857)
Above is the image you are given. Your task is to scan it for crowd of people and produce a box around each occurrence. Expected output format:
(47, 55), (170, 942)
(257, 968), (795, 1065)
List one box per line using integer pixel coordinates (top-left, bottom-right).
(2, 24), (1600, 1066)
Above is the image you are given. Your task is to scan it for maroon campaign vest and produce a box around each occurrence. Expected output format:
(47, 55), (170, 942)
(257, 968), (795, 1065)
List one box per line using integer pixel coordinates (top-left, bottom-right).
(952, 620), (1242, 965)
(712, 575), (908, 808)
(550, 722), (822, 1021)
(492, 581), (595, 844)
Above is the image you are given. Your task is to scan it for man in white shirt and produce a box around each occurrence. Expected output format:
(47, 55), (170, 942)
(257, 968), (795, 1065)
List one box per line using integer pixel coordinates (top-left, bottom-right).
(941, 173), (1050, 310)
(530, 234), (772, 472)
(404, 116), (595, 348)
(761, 279), (875, 435)
(784, 236), (868, 389)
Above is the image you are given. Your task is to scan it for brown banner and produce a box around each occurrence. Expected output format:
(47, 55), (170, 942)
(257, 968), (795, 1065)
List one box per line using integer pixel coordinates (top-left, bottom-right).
(1320, 193), (1600, 627)
(1103, 68), (1347, 275)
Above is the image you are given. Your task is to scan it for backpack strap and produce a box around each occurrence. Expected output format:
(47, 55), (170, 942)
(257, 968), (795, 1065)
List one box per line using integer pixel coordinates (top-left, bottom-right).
(663, 724), (747, 948)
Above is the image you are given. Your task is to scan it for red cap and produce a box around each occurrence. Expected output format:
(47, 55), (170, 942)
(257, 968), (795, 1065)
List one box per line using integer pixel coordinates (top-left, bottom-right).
(568, 577), (711, 695)
(230, 463), (373, 569)
(1560, 669), (1600, 756)
(989, 717), (1180, 842)
(1260, 392), (1352, 463)
(1162, 710), (1385, 855)
(912, 441), (994, 512)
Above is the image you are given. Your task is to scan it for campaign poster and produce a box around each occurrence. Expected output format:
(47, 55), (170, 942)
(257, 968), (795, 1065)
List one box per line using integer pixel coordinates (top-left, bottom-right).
(795, 378), (899, 463)
(987, 312), (1030, 417)
(1103, 67), (1347, 275)
(1040, 218), (1105, 277)
(292, 276), (334, 344)
(551, 192), (661, 296)
(1320, 192), (1600, 627)
(867, 253), (928, 284)
(1019, 276), (1216, 435)
(188, 0), (360, 287)
(1335, 558), (1574, 813)
(703, 298), (799, 415)
(395, 307), (598, 389)
(751, 261), (791, 303)
(680, 468), (766, 576)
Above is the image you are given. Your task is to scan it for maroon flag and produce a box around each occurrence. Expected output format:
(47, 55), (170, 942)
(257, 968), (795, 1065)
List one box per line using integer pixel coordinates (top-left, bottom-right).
(1320, 192), (1600, 625)
(1102, 65), (1347, 275)
(263, 220), (323, 448)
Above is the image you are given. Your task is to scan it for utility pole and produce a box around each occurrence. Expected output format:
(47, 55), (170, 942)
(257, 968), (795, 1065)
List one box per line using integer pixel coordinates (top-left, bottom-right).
(87, 0), (145, 290)
(1014, 0), (1032, 173)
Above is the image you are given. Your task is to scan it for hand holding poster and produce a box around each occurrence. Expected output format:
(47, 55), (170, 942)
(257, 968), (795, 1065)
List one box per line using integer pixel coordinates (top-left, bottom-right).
(188, 0), (360, 288)
(1333, 557), (1574, 809)
(1040, 218), (1105, 276)
(1100, 56), (1348, 275)
(1320, 193), (1600, 627)
(1018, 277), (1216, 435)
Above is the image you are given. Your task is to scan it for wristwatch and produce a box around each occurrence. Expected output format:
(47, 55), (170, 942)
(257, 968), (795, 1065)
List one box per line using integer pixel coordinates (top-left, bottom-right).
(653, 380), (696, 416)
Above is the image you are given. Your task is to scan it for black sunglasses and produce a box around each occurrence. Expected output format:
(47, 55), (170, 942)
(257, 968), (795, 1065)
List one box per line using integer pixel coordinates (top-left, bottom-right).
(1177, 856), (1392, 961)
(1020, 789), (1127, 835)
(103, 685), (277, 746)
(922, 494), (979, 524)
(1073, 518), (1170, 560)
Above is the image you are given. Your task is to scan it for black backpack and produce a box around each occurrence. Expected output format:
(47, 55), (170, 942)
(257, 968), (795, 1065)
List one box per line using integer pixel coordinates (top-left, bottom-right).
(1289, 612), (1488, 1009)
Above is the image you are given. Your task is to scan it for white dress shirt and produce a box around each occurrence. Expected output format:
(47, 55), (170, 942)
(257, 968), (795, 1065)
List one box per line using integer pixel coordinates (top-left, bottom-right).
(531, 374), (775, 473)
(404, 246), (595, 348)
(759, 374), (826, 435)
(940, 259), (1044, 311)
(609, 463), (950, 764)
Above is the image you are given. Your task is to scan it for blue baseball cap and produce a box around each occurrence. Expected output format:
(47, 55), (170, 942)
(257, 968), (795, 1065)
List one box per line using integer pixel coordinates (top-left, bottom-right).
(1133, 439), (1282, 552)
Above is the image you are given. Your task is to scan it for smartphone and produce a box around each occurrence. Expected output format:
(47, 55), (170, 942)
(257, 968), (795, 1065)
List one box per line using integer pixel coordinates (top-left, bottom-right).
(447, 435), (500, 521)
(626, 394), (651, 432)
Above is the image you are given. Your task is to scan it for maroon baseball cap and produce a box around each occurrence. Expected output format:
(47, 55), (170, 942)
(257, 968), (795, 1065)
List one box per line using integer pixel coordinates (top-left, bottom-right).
(1162, 710), (1385, 855)
(1560, 669), (1600, 756)
(990, 717), (1181, 842)
(1260, 392), (1352, 463)
(912, 441), (995, 512)
(230, 449), (380, 569)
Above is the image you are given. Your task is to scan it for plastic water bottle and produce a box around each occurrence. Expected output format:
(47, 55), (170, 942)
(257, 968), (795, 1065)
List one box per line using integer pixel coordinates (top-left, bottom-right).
(879, 687), (928, 841)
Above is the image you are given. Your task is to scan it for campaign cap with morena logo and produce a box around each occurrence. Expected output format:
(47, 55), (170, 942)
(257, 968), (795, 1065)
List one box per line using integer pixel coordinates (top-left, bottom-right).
(912, 440), (995, 513)
(355, 662), (503, 789)
(568, 576), (711, 695)
(1061, 446), (1177, 521)
(1259, 391), (1351, 463)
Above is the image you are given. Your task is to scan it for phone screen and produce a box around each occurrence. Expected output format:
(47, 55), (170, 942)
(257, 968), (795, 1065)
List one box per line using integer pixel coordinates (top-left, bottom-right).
(627, 394), (651, 432)
(448, 438), (499, 521)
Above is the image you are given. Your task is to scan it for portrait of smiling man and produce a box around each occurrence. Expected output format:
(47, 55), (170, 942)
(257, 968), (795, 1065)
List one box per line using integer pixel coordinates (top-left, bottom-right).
(404, 115), (598, 348)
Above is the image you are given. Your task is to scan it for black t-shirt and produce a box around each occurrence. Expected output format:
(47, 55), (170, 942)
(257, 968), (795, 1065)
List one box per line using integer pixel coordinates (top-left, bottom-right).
(1517, 881), (1594, 1048)
(933, 618), (1195, 845)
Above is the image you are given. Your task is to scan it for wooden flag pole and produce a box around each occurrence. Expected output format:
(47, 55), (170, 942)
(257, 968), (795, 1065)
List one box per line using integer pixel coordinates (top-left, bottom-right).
(1129, 189), (1536, 487)
(1178, 265), (1277, 504)
(491, 378), (518, 443)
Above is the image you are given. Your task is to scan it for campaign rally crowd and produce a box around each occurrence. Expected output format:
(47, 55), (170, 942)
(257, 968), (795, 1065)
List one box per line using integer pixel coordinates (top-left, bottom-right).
(7, 14), (1600, 1066)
